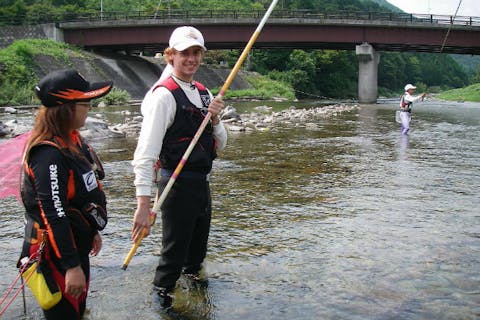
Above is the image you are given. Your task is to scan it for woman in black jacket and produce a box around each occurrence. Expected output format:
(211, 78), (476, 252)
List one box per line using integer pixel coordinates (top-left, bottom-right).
(19, 69), (112, 319)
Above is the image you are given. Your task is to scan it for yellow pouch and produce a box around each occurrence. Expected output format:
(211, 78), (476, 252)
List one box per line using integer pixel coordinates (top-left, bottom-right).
(22, 262), (61, 310)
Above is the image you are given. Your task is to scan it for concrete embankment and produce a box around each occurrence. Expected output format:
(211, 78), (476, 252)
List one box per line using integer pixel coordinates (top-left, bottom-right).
(31, 51), (253, 100)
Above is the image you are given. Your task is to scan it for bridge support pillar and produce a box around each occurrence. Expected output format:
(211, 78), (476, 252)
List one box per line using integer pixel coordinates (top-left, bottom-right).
(41, 23), (64, 42)
(356, 43), (379, 104)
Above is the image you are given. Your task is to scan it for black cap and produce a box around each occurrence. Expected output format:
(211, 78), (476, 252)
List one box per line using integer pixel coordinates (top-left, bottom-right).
(35, 69), (113, 108)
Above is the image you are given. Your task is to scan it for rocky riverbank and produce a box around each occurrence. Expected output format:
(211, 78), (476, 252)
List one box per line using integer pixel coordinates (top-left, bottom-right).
(219, 104), (359, 133)
(1, 103), (359, 140)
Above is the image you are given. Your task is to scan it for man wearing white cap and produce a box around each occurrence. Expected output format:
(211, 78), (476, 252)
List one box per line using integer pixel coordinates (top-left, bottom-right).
(399, 84), (427, 135)
(131, 26), (227, 308)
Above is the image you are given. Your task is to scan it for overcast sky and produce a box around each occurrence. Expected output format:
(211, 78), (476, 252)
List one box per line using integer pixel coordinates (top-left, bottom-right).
(386, 0), (480, 17)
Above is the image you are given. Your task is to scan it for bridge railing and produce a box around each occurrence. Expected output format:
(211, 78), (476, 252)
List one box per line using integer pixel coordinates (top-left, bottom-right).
(1, 9), (479, 27)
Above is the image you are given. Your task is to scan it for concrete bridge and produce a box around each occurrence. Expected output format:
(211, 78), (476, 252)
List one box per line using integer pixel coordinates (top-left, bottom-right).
(9, 10), (480, 103)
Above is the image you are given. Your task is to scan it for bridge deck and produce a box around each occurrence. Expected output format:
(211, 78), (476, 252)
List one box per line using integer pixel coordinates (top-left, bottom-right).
(4, 10), (479, 55)
(60, 16), (480, 55)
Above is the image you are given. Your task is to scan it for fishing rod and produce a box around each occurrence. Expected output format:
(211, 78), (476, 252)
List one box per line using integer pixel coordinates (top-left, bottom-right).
(121, 0), (280, 270)
(440, 0), (463, 52)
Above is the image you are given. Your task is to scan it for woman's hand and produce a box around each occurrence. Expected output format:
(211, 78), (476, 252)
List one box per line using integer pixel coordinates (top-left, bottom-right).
(131, 196), (152, 242)
(65, 266), (86, 299)
(208, 97), (224, 125)
(90, 233), (102, 256)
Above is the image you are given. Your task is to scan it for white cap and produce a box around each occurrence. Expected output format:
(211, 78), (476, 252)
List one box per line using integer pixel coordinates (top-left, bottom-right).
(169, 26), (206, 51)
(404, 84), (417, 91)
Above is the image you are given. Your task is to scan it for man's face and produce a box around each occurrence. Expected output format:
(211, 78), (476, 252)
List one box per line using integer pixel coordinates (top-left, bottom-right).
(172, 46), (204, 81)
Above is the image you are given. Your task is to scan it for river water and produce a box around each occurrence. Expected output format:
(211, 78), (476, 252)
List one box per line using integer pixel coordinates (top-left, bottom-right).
(1, 100), (479, 320)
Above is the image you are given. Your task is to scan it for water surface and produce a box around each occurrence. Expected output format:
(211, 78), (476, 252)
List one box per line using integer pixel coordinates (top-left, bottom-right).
(1, 100), (479, 319)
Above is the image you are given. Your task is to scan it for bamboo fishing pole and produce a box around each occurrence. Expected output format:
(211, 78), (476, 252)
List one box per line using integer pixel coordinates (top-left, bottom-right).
(121, 0), (279, 270)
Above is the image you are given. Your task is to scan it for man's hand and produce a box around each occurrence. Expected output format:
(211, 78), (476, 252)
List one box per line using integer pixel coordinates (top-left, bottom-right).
(209, 97), (225, 125)
(131, 196), (152, 242)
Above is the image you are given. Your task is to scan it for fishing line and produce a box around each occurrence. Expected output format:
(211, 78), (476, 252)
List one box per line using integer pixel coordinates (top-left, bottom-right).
(440, 0), (463, 52)
(294, 89), (328, 99)
(0, 252), (37, 316)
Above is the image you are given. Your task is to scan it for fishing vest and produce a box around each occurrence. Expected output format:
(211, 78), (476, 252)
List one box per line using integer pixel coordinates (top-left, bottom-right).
(400, 94), (412, 112)
(153, 76), (217, 174)
(21, 136), (107, 259)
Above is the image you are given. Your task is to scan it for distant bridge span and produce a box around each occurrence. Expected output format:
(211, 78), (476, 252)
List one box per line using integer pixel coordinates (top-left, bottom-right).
(57, 10), (480, 55)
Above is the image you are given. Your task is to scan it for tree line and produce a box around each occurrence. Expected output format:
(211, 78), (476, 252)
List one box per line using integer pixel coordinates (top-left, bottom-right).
(0, 0), (476, 98)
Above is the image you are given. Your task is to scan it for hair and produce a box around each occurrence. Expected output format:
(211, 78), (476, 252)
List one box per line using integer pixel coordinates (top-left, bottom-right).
(164, 47), (175, 65)
(24, 103), (80, 163)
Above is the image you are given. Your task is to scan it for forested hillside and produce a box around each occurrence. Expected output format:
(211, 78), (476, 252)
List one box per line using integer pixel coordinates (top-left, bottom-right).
(0, 0), (476, 99)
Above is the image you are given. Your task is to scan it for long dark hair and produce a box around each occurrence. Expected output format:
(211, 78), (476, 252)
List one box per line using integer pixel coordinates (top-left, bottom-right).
(24, 103), (79, 163)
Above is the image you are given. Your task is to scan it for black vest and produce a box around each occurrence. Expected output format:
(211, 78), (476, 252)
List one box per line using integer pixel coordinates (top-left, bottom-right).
(154, 77), (217, 174)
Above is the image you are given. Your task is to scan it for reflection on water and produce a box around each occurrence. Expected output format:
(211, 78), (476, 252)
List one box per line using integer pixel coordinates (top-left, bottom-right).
(1, 100), (479, 319)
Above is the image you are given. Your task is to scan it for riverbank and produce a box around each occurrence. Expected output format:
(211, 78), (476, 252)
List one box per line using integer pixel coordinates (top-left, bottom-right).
(0, 39), (295, 106)
(0, 99), (359, 139)
(438, 82), (480, 102)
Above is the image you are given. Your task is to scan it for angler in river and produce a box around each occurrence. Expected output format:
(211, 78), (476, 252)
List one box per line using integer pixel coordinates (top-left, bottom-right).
(130, 26), (227, 309)
(17, 69), (112, 319)
(398, 83), (427, 135)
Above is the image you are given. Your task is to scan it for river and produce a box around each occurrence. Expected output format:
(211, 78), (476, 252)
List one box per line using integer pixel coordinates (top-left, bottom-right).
(0, 99), (479, 320)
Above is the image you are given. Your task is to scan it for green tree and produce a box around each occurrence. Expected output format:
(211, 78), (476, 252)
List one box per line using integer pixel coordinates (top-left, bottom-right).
(52, 0), (86, 7)
(280, 49), (317, 98)
(250, 49), (291, 74)
(378, 52), (406, 90)
(0, 0), (27, 25)
(313, 50), (357, 98)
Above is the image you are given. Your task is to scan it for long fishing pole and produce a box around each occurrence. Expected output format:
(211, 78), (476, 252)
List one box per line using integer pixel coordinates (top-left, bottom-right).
(121, 0), (280, 270)
(440, 0), (463, 52)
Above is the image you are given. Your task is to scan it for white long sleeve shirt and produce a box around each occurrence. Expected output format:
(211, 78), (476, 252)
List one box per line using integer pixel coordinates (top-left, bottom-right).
(132, 78), (227, 197)
(403, 92), (424, 104)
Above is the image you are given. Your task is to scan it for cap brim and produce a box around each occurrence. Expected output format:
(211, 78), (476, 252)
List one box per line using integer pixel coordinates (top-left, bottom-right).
(49, 81), (113, 103)
(80, 81), (113, 100)
(173, 41), (206, 52)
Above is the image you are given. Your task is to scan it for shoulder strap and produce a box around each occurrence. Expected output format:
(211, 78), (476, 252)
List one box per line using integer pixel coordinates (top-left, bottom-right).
(37, 140), (62, 149)
(152, 76), (179, 93)
(194, 80), (206, 91)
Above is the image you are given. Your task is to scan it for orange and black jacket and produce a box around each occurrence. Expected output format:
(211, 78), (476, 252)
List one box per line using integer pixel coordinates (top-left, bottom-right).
(19, 131), (106, 271)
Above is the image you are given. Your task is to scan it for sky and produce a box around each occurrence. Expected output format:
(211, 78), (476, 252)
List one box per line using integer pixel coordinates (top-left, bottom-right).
(386, 0), (480, 17)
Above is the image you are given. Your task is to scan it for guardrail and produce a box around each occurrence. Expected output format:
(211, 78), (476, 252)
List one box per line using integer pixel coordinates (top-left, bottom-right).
(1, 9), (479, 27)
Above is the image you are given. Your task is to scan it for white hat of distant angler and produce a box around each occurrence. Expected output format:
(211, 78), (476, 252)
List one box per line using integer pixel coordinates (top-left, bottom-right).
(169, 26), (206, 51)
(404, 84), (417, 91)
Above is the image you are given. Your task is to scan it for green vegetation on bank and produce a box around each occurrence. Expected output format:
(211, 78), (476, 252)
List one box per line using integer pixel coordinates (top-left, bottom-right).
(0, 39), (75, 105)
(0, 39), (131, 106)
(96, 87), (130, 105)
(249, 49), (471, 99)
(211, 74), (296, 100)
(438, 83), (480, 102)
